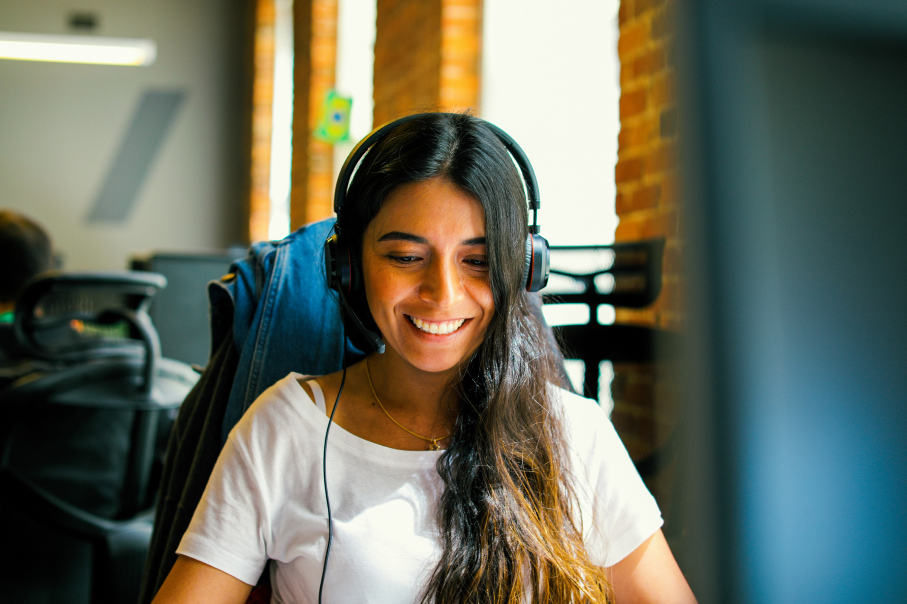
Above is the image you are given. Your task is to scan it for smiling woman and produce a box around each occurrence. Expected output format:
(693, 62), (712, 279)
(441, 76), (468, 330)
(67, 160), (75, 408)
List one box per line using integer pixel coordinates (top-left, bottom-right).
(151, 113), (696, 604)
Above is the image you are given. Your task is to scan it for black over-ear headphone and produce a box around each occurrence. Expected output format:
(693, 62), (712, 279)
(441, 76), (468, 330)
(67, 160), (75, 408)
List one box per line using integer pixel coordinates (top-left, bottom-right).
(324, 113), (550, 353)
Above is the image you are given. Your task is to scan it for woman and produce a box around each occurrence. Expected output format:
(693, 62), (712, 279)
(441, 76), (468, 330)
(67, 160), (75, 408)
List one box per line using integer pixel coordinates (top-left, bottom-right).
(152, 113), (697, 603)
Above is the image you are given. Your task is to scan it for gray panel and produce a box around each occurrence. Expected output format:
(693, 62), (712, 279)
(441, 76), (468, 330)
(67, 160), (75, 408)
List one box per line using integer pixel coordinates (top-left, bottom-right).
(136, 252), (243, 367)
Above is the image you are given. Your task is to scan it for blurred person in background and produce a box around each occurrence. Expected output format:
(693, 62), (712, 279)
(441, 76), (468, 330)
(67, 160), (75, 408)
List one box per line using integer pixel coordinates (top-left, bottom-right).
(0, 209), (54, 323)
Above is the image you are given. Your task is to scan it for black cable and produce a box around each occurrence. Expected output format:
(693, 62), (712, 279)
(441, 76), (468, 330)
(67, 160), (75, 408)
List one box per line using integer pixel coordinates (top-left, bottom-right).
(318, 364), (347, 604)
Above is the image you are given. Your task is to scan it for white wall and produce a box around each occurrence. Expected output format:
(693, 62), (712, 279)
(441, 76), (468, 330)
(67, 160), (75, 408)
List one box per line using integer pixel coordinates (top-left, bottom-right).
(482, 0), (621, 246)
(331, 0), (377, 188)
(0, 0), (250, 270)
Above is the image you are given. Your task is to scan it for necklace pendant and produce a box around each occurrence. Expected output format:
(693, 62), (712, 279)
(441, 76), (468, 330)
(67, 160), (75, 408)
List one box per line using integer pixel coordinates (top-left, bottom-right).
(428, 439), (440, 451)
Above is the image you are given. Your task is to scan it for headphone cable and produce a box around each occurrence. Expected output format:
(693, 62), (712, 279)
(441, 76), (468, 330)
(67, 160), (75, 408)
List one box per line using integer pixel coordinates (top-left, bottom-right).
(317, 364), (347, 604)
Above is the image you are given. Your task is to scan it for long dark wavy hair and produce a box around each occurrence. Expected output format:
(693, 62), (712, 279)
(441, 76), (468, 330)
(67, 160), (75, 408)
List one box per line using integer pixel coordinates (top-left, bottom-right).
(341, 113), (613, 603)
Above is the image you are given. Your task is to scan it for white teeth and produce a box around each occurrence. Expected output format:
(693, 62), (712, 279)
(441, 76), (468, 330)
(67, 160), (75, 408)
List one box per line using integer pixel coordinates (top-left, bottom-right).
(409, 316), (466, 335)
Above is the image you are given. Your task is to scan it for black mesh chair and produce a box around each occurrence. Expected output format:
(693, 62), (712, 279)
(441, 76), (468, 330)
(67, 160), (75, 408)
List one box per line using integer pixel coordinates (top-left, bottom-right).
(0, 272), (198, 604)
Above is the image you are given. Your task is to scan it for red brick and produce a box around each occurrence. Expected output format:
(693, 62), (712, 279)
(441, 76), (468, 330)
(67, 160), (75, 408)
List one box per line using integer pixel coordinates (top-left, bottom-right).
(658, 280), (678, 315)
(632, 48), (666, 78)
(661, 242), (681, 275)
(614, 307), (658, 326)
(615, 192), (628, 214)
(619, 116), (659, 152)
(615, 214), (646, 240)
(651, 6), (675, 39)
(631, 184), (661, 210)
(651, 72), (675, 108)
(616, 2), (688, 492)
(661, 173), (679, 205)
(615, 157), (644, 184)
(645, 143), (676, 175)
(618, 21), (649, 59)
(620, 88), (648, 119)
(620, 63), (636, 87)
(644, 206), (678, 238)
(634, 0), (667, 18)
(611, 412), (657, 453)
(619, 0), (633, 26)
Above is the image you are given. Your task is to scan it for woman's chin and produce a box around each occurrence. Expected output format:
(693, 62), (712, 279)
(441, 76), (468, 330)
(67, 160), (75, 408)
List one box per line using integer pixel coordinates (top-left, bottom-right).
(378, 340), (470, 376)
(396, 352), (464, 376)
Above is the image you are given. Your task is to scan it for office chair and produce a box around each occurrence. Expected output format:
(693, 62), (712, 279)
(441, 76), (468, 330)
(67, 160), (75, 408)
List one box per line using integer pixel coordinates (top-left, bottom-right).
(0, 271), (199, 604)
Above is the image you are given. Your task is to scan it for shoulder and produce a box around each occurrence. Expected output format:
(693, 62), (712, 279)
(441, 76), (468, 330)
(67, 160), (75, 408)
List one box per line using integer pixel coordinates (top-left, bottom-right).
(214, 373), (331, 491)
(549, 385), (639, 485)
(551, 385), (607, 420)
(229, 373), (320, 448)
(550, 386), (616, 451)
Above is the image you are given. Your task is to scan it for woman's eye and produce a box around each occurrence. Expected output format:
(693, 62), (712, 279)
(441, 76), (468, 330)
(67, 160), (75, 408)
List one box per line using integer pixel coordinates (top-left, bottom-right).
(464, 256), (488, 268)
(387, 254), (420, 264)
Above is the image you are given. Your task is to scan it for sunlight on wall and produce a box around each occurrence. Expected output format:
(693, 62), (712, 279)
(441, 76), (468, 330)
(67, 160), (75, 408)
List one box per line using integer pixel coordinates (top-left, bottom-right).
(332, 0), (376, 190)
(482, 0), (621, 247)
(268, 0), (295, 240)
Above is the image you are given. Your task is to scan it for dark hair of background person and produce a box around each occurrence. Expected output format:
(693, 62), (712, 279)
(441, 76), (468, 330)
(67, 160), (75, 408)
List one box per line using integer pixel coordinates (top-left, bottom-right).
(340, 113), (614, 603)
(0, 210), (53, 305)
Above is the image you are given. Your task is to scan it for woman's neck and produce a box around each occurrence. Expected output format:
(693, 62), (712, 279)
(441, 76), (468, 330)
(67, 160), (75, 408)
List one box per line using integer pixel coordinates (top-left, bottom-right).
(363, 351), (459, 418)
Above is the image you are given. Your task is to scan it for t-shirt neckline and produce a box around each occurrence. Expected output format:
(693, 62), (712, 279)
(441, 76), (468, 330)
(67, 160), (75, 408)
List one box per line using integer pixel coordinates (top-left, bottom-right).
(285, 372), (445, 466)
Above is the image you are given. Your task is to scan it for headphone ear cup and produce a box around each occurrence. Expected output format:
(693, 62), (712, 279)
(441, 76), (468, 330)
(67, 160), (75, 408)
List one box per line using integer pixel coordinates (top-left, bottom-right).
(523, 233), (550, 293)
(522, 235), (533, 289)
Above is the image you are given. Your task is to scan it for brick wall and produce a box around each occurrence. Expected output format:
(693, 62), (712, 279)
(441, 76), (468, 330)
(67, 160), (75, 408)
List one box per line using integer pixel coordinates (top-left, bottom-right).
(439, 1), (482, 113)
(373, 0), (481, 125)
(611, 0), (682, 522)
(291, 0), (339, 227)
(615, 0), (680, 330)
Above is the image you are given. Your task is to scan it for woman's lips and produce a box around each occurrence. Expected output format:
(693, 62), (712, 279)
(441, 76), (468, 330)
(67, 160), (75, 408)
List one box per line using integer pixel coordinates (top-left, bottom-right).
(407, 315), (467, 335)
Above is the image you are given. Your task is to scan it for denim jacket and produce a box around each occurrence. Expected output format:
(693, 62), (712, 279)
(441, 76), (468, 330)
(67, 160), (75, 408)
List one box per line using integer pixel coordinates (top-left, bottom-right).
(208, 218), (363, 445)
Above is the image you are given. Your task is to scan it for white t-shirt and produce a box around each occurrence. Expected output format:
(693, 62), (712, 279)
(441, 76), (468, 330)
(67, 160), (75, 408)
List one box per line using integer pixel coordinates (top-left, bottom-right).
(177, 373), (663, 604)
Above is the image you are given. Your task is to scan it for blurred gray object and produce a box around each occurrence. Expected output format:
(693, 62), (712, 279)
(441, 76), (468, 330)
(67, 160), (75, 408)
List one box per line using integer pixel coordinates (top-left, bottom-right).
(677, 0), (907, 602)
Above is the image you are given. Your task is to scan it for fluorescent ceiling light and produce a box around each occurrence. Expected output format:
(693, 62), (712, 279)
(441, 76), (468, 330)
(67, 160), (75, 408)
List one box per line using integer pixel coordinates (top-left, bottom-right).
(0, 31), (157, 66)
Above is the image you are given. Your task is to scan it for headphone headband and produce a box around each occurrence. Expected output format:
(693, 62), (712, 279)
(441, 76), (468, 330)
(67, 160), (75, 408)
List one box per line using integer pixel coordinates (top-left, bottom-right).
(333, 113), (542, 236)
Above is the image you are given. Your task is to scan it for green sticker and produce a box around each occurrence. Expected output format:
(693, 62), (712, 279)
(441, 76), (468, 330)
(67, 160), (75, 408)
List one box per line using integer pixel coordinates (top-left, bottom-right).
(314, 90), (353, 143)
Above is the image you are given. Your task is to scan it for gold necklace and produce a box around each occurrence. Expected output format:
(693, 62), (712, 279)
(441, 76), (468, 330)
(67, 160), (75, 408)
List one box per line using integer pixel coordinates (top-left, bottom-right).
(364, 358), (452, 451)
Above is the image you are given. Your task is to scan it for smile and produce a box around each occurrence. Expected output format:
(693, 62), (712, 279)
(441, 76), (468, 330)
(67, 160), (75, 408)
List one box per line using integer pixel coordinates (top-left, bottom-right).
(407, 315), (467, 335)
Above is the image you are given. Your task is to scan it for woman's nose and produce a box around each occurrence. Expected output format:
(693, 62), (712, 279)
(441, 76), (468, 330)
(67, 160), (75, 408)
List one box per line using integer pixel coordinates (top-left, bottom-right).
(420, 257), (462, 307)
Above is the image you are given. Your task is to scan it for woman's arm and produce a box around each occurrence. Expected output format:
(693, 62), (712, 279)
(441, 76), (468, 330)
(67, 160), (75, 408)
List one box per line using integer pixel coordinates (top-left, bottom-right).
(151, 555), (254, 604)
(608, 529), (698, 604)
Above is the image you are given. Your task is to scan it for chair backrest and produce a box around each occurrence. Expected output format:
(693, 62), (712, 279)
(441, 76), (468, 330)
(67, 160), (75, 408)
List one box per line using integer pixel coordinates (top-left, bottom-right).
(542, 239), (679, 398)
(2, 270), (198, 514)
(0, 271), (198, 604)
(544, 238), (665, 311)
(13, 270), (165, 371)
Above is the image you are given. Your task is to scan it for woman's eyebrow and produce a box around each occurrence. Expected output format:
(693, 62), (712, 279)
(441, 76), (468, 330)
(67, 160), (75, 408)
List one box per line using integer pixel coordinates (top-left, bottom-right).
(377, 231), (427, 244)
(376, 232), (487, 246)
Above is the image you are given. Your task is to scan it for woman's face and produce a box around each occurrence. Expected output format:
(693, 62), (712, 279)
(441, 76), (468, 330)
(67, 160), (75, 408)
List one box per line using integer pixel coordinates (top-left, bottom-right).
(361, 176), (495, 374)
